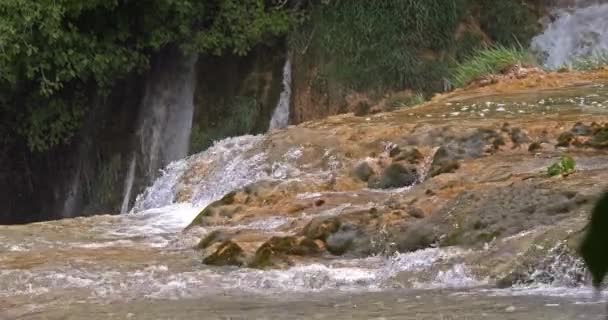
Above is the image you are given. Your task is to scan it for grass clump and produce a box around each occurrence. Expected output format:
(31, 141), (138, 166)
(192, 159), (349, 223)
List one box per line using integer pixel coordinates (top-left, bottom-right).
(547, 155), (576, 177)
(571, 52), (608, 71)
(451, 46), (537, 88)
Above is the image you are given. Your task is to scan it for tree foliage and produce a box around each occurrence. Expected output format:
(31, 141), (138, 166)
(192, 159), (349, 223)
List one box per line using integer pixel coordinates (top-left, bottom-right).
(0, 0), (294, 151)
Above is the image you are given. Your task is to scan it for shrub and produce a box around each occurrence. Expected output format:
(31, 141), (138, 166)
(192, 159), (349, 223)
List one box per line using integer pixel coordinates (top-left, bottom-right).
(451, 46), (537, 88)
(547, 155), (576, 177)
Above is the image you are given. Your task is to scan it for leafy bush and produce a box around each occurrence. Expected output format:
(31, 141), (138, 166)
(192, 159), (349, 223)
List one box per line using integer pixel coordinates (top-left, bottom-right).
(0, 0), (294, 151)
(547, 155), (576, 177)
(451, 46), (537, 88)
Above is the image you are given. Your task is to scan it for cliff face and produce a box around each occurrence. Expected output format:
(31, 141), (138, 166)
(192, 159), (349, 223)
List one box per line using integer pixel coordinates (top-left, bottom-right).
(0, 45), (287, 224)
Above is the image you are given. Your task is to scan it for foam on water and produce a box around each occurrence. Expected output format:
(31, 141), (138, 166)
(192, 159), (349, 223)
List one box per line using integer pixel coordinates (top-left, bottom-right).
(531, 3), (608, 69)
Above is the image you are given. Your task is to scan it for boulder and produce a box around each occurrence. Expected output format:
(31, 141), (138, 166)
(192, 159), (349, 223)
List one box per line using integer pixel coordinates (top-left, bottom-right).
(368, 163), (418, 189)
(202, 240), (246, 267)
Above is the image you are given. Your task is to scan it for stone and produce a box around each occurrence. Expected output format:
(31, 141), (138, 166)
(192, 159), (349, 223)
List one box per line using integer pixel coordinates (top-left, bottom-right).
(353, 101), (371, 116)
(368, 164), (418, 189)
(528, 142), (542, 152)
(394, 222), (437, 252)
(509, 127), (530, 145)
(203, 240), (246, 267)
(197, 230), (230, 249)
(556, 131), (575, 147)
(326, 225), (371, 256)
(249, 236), (321, 268)
(587, 127), (608, 148)
(571, 122), (592, 136)
(428, 147), (460, 178)
(352, 161), (375, 182)
(392, 146), (424, 163)
(300, 217), (342, 241)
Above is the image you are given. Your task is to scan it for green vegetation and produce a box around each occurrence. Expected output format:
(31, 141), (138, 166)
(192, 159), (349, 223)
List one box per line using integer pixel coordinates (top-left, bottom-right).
(547, 155), (576, 177)
(478, 0), (540, 47)
(0, 0), (294, 151)
(571, 52), (608, 71)
(291, 0), (468, 93)
(190, 96), (260, 152)
(451, 46), (537, 88)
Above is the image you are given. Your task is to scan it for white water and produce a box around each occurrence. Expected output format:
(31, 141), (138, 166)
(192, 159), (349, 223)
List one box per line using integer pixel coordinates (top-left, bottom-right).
(531, 3), (608, 69)
(136, 54), (199, 182)
(269, 57), (292, 130)
(120, 155), (137, 214)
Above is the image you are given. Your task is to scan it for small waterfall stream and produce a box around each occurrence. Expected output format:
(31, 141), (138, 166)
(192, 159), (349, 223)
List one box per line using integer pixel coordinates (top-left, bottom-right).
(531, 2), (608, 69)
(119, 54), (199, 213)
(268, 57), (292, 130)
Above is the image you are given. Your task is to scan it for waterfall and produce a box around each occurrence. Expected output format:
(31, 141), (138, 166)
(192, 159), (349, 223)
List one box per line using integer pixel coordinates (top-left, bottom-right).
(268, 57), (292, 131)
(120, 53), (199, 213)
(120, 155), (137, 214)
(137, 54), (199, 180)
(531, 3), (608, 69)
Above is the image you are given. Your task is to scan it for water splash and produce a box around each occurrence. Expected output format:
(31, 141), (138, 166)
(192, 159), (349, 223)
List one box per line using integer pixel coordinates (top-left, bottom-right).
(131, 135), (269, 227)
(268, 57), (291, 130)
(531, 3), (608, 69)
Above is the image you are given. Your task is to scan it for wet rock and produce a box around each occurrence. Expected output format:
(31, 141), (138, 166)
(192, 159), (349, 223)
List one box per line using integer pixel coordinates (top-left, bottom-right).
(407, 207), (425, 219)
(203, 240), (246, 267)
(528, 142), (542, 152)
(571, 122), (592, 136)
(197, 230), (230, 249)
(368, 164), (418, 189)
(188, 192), (239, 228)
(326, 225), (371, 256)
(556, 131), (575, 147)
(394, 222), (437, 252)
(392, 146), (423, 163)
(509, 127), (530, 146)
(353, 101), (371, 116)
(250, 236), (321, 268)
(300, 217), (342, 241)
(352, 162), (375, 182)
(433, 181), (593, 247)
(428, 147), (460, 178)
(587, 127), (608, 148)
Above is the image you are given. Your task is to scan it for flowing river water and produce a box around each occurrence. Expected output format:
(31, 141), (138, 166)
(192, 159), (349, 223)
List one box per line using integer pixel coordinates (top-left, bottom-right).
(3, 84), (608, 319)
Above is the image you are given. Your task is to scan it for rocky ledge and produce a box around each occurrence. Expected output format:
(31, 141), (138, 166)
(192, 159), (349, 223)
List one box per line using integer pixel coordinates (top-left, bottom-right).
(182, 72), (608, 287)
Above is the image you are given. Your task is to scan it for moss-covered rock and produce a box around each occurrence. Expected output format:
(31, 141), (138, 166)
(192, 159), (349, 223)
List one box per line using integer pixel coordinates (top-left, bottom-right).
(368, 164), (418, 189)
(300, 217), (342, 242)
(202, 240), (246, 267)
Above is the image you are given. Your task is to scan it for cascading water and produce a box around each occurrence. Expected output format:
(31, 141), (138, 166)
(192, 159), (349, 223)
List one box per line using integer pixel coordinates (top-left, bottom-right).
(268, 57), (292, 130)
(119, 53), (199, 213)
(531, 2), (608, 69)
(138, 54), (198, 180)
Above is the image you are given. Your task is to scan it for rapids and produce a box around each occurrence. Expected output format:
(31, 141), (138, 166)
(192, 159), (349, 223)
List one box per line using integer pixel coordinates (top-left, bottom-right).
(3, 83), (608, 319)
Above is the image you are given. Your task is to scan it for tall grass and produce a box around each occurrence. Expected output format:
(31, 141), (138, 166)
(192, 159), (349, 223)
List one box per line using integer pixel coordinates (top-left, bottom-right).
(451, 46), (538, 88)
(571, 52), (608, 71)
(291, 0), (468, 93)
